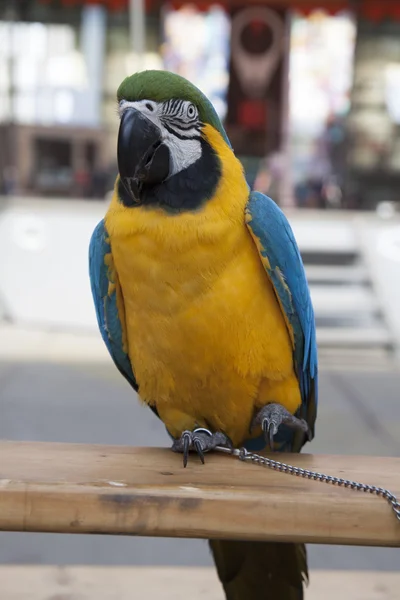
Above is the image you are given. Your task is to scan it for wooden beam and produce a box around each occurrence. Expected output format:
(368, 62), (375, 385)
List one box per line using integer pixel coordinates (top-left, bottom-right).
(1, 567), (400, 600)
(0, 441), (399, 546)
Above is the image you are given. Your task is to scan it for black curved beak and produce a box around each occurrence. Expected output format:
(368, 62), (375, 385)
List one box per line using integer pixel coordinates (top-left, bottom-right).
(117, 108), (170, 205)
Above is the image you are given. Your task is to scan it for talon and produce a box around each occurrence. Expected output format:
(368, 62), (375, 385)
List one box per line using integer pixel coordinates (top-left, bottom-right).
(183, 431), (191, 468)
(252, 403), (310, 451)
(194, 438), (205, 464)
(267, 422), (274, 450)
(171, 428), (232, 467)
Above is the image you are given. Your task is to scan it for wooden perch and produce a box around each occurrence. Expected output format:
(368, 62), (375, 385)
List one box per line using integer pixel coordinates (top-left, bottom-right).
(0, 441), (399, 547)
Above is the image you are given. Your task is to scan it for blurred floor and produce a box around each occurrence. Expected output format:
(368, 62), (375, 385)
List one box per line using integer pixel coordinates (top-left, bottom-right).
(1, 567), (399, 600)
(0, 327), (399, 571)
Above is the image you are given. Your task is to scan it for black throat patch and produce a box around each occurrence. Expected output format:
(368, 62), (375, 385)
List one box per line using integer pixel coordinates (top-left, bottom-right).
(118, 138), (221, 213)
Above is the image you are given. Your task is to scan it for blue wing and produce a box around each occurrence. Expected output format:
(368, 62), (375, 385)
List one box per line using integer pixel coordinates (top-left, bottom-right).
(245, 192), (318, 450)
(89, 220), (138, 393)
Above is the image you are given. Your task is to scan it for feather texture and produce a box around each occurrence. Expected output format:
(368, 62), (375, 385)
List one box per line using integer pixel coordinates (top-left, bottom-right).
(246, 192), (318, 447)
(209, 540), (307, 600)
(117, 70), (232, 148)
(90, 106), (318, 598)
(89, 219), (138, 393)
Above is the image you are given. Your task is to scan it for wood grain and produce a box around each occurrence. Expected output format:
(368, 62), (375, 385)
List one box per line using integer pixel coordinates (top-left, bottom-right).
(0, 441), (399, 546)
(0, 567), (399, 600)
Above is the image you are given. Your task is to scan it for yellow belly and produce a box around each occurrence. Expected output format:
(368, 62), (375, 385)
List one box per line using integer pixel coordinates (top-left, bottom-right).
(108, 218), (300, 445)
(105, 125), (301, 446)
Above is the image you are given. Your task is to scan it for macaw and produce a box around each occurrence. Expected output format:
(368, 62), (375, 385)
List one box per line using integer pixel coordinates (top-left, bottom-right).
(89, 70), (318, 600)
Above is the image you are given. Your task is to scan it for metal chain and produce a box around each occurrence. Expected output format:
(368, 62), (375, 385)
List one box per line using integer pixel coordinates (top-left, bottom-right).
(215, 446), (400, 522)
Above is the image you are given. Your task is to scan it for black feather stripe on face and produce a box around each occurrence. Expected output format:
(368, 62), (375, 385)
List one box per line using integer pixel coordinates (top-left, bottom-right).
(159, 98), (201, 141)
(162, 99), (198, 124)
(162, 121), (202, 141)
(163, 98), (185, 117)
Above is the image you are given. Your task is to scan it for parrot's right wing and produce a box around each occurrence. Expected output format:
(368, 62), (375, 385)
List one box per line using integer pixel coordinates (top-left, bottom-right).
(89, 219), (138, 393)
(246, 192), (318, 447)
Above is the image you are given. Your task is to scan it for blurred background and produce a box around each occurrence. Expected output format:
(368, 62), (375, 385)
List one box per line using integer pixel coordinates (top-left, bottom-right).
(0, 0), (400, 597)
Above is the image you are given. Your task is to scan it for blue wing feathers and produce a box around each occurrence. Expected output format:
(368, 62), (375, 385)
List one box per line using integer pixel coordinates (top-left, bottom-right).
(246, 192), (318, 441)
(90, 197), (317, 446)
(89, 220), (139, 392)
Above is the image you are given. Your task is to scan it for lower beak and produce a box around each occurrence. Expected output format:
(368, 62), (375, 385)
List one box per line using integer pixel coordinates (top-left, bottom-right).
(117, 108), (170, 205)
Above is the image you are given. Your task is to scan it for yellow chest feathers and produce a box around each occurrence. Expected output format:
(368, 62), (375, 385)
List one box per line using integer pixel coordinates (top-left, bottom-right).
(104, 126), (296, 442)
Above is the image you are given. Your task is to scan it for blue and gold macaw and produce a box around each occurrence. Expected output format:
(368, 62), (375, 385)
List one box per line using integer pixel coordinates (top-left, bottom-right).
(89, 70), (318, 599)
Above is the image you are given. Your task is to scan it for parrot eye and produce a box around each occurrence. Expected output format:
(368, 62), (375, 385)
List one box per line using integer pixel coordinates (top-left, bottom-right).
(187, 103), (196, 119)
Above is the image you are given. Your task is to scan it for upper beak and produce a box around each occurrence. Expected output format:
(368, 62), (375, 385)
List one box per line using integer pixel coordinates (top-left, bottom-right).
(117, 108), (170, 205)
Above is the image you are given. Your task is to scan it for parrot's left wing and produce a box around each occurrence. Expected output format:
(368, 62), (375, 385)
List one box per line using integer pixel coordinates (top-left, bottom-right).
(89, 220), (139, 393)
(246, 192), (318, 444)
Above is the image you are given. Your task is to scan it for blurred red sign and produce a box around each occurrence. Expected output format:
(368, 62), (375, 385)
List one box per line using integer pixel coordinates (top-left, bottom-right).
(238, 100), (267, 130)
(225, 5), (288, 156)
(37, 0), (400, 19)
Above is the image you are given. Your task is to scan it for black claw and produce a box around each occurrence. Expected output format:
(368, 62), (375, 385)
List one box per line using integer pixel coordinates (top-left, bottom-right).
(194, 439), (205, 464)
(253, 403), (311, 453)
(269, 424), (275, 451)
(261, 419), (274, 451)
(183, 433), (190, 468)
(172, 429), (232, 467)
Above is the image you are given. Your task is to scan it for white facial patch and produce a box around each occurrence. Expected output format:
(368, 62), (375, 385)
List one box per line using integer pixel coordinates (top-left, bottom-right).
(118, 98), (202, 178)
(162, 131), (202, 176)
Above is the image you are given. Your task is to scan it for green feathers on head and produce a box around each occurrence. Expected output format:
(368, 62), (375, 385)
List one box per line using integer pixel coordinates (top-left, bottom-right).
(117, 70), (231, 147)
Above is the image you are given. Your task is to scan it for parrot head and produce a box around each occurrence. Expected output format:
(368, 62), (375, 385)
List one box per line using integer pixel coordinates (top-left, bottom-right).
(116, 70), (234, 212)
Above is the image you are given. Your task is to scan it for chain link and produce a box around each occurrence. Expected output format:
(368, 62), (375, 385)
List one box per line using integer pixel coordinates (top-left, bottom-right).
(215, 446), (400, 521)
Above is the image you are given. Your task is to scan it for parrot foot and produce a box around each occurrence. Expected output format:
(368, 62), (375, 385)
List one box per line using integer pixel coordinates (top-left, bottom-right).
(251, 403), (310, 450)
(171, 428), (232, 468)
